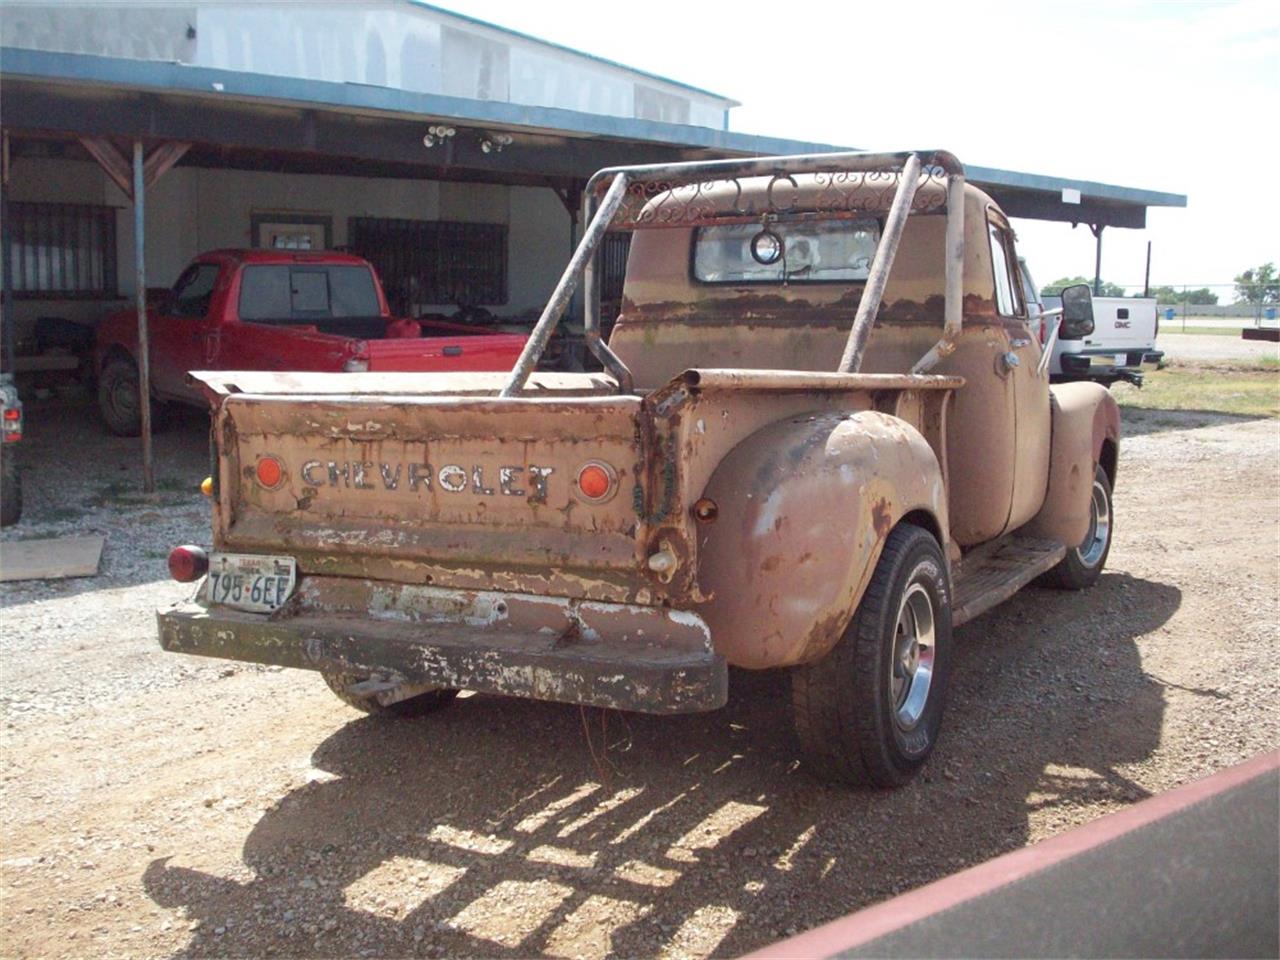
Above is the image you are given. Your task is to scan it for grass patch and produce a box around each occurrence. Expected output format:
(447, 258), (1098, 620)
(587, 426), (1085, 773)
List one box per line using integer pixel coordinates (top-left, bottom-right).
(1163, 325), (1244, 337)
(1113, 368), (1279, 418)
(1163, 355), (1279, 373)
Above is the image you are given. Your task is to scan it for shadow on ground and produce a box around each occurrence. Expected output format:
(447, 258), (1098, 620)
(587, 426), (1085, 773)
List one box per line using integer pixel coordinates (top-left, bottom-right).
(1117, 406), (1271, 438)
(143, 572), (1183, 958)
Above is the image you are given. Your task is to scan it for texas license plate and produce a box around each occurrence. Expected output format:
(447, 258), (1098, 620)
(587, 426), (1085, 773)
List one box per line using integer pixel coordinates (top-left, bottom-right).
(206, 554), (297, 613)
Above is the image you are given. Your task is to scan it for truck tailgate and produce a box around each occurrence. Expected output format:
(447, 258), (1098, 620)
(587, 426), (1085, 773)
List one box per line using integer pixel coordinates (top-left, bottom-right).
(364, 331), (527, 372)
(214, 390), (652, 600)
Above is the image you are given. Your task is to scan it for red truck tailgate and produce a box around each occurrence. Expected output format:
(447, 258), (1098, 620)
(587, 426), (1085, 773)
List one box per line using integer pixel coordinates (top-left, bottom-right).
(364, 330), (527, 372)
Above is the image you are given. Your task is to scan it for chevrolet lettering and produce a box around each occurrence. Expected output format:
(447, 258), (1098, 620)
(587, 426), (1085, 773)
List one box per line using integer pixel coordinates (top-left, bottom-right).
(297, 460), (554, 501)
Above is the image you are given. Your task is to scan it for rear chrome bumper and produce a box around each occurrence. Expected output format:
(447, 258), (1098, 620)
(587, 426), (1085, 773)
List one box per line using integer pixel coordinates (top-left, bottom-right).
(1059, 348), (1161, 384)
(157, 578), (726, 714)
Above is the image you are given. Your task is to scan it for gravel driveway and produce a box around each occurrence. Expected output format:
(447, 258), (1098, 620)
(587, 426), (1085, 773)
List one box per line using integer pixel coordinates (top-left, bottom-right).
(2, 398), (1277, 958)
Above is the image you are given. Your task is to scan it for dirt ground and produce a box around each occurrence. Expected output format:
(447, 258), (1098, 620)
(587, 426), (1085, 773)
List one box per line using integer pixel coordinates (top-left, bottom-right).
(1, 397), (1278, 959)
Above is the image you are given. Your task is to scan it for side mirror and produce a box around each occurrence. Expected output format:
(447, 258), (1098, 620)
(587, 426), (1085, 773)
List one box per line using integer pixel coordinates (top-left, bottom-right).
(1060, 283), (1095, 339)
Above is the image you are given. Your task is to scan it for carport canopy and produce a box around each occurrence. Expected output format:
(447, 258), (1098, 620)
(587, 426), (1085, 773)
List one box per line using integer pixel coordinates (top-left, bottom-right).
(0, 47), (1186, 493)
(0, 47), (1185, 230)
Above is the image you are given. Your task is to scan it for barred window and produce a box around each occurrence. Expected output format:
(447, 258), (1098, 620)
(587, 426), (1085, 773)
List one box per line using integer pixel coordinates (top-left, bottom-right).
(600, 232), (632, 322)
(8, 202), (118, 299)
(347, 217), (507, 314)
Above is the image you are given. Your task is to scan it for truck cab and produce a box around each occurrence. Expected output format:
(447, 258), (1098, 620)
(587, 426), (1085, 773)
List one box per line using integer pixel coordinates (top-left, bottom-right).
(158, 151), (1119, 788)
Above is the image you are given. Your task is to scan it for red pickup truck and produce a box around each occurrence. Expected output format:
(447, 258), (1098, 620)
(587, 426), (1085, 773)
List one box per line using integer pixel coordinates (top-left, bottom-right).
(94, 249), (527, 435)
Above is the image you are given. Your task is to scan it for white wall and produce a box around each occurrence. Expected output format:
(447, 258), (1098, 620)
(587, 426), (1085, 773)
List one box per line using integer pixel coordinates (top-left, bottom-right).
(509, 186), (572, 317)
(2, 2), (734, 128)
(6, 157), (571, 343)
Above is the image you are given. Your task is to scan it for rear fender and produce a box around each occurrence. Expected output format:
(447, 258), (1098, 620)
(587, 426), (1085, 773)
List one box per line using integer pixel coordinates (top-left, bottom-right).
(1023, 381), (1120, 546)
(694, 411), (948, 669)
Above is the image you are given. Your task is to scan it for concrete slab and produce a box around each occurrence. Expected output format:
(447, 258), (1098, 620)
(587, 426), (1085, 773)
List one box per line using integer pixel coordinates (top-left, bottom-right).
(0, 535), (105, 581)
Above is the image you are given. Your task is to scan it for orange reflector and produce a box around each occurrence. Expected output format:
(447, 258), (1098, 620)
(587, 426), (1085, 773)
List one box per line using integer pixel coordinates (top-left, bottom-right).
(200, 476), (214, 497)
(256, 456), (283, 488)
(575, 462), (615, 502)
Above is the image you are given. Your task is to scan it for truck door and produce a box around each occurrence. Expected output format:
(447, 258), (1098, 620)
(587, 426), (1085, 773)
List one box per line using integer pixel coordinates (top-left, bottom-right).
(149, 262), (221, 402)
(988, 218), (1051, 529)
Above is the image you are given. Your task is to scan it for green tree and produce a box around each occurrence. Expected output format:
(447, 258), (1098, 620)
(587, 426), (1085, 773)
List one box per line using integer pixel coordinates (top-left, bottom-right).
(1041, 276), (1125, 297)
(1234, 263), (1279, 304)
(1145, 286), (1218, 305)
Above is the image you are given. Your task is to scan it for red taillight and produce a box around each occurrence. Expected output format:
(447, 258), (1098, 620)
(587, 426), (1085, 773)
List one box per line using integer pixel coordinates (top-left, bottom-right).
(256, 456), (283, 488)
(168, 545), (209, 583)
(2, 409), (19, 421)
(575, 461), (617, 503)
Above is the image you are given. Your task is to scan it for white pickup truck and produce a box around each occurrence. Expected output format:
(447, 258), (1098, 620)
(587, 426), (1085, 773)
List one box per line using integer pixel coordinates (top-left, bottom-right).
(1020, 260), (1162, 386)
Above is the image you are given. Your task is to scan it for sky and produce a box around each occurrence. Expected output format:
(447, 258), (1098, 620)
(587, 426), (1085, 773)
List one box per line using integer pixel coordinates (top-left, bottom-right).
(439, 0), (1278, 296)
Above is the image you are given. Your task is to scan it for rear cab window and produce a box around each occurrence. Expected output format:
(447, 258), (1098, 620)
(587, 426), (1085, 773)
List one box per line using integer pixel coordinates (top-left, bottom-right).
(238, 265), (382, 323)
(693, 219), (881, 284)
(170, 263), (221, 319)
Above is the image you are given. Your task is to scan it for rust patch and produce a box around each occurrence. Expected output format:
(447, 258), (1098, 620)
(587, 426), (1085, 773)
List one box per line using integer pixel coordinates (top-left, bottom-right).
(871, 497), (893, 539)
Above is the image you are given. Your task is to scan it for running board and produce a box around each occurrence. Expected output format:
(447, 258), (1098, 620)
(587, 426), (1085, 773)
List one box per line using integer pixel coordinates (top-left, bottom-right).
(952, 536), (1066, 626)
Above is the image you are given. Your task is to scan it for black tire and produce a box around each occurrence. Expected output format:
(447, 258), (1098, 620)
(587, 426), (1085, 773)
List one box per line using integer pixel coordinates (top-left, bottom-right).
(792, 523), (953, 787)
(321, 670), (459, 718)
(1040, 464), (1113, 590)
(0, 446), (21, 528)
(98, 356), (169, 437)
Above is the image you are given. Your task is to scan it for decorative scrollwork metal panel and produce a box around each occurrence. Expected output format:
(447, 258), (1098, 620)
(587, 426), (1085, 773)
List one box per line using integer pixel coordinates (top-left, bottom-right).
(604, 167), (952, 231)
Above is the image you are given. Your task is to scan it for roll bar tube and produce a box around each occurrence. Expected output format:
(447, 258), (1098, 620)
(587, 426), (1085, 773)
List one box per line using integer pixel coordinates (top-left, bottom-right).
(503, 150), (967, 394)
(837, 152), (922, 373)
(912, 172), (967, 373)
(500, 172), (630, 397)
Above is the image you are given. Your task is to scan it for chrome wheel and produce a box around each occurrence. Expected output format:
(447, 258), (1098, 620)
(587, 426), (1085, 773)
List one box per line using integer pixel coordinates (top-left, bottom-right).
(890, 580), (935, 730)
(1077, 474), (1112, 568)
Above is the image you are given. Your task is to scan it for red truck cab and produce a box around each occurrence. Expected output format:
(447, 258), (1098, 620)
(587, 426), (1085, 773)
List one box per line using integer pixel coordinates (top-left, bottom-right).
(94, 249), (527, 435)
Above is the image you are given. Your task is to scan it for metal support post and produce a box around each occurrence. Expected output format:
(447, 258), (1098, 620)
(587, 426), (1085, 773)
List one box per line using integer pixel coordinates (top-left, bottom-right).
(1143, 240), (1151, 298)
(133, 141), (154, 493)
(1090, 223), (1105, 296)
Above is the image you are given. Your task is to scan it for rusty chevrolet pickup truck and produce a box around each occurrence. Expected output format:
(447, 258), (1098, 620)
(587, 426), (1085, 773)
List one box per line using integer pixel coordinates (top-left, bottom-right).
(158, 150), (1118, 787)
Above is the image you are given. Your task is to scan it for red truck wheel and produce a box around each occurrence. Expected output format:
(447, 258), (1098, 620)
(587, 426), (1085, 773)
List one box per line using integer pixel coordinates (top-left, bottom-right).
(792, 523), (954, 787)
(98, 356), (168, 437)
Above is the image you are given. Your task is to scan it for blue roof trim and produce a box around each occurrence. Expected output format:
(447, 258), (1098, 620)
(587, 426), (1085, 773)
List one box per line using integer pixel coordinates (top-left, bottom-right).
(965, 163), (1186, 209)
(408, 1), (740, 106)
(0, 47), (1186, 210)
